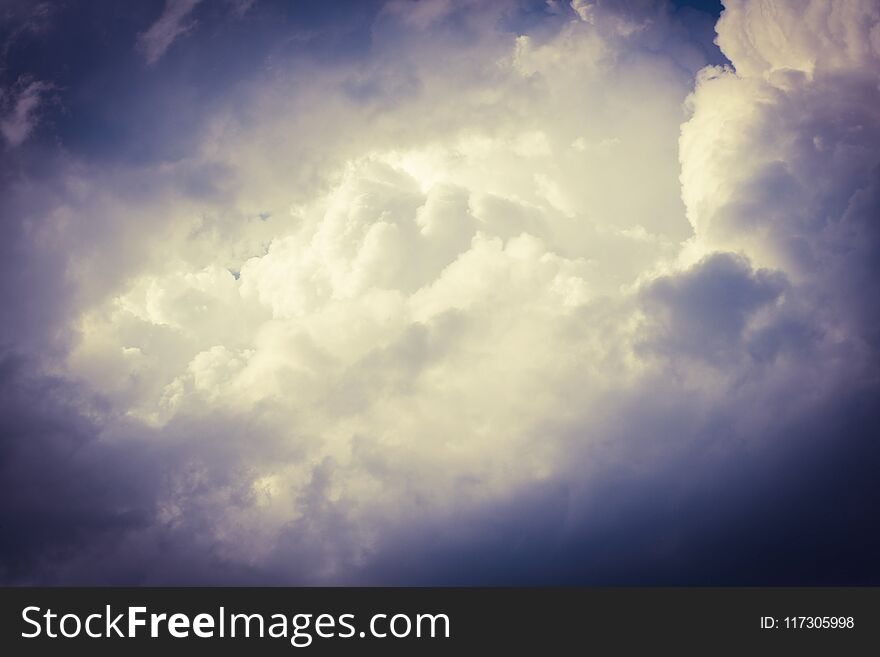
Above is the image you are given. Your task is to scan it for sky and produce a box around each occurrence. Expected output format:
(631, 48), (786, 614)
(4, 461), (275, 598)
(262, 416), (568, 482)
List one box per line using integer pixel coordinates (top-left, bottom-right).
(0, 0), (878, 585)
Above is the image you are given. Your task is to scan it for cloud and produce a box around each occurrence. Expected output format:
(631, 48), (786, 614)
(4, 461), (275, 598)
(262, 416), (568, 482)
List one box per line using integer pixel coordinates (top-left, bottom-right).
(715, 0), (880, 79)
(680, 0), (880, 341)
(227, 0), (256, 18)
(0, 353), (156, 583)
(639, 252), (787, 363)
(0, 78), (50, 147)
(0, 0), (878, 584)
(137, 0), (202, 65)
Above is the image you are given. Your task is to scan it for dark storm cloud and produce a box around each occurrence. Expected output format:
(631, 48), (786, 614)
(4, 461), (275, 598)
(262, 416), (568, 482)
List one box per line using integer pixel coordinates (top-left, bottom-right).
(356, 379), (880, 585)
(0, 353), (157, 583)
(0, 352), (303, 585)
(0, 0), (385, 166)
(346, 252), (879, 586)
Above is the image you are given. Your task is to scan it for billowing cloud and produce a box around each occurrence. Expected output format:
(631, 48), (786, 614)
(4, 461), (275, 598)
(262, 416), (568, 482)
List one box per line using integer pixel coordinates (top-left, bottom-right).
(0, 0), (878, 584)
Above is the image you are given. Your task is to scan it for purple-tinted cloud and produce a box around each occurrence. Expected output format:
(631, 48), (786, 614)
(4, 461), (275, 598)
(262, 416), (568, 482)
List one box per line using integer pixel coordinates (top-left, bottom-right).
(137, 0), (202, 65)
(0, 0), (877, 586)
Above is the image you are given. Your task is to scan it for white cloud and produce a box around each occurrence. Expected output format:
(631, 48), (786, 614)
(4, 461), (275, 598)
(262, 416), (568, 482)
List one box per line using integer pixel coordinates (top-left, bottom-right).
(680, 0), (880, 300)
(51, 5), (702, 571)
(716, 0), (880, 79)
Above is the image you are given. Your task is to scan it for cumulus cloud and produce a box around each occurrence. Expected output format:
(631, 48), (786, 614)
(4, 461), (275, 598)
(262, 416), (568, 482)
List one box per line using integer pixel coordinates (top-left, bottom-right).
(681, 0), (880, 340)
(715, 0), (880, 78)
(1, 0), (878, 584)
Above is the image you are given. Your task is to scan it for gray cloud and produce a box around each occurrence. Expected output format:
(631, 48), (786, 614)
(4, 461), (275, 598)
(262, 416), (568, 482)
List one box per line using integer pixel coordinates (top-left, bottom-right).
(0, 0), (878, 585)
(137, 0), (202, 65)
(0, 78), (51, 147)
(639, 253), (787, 363)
